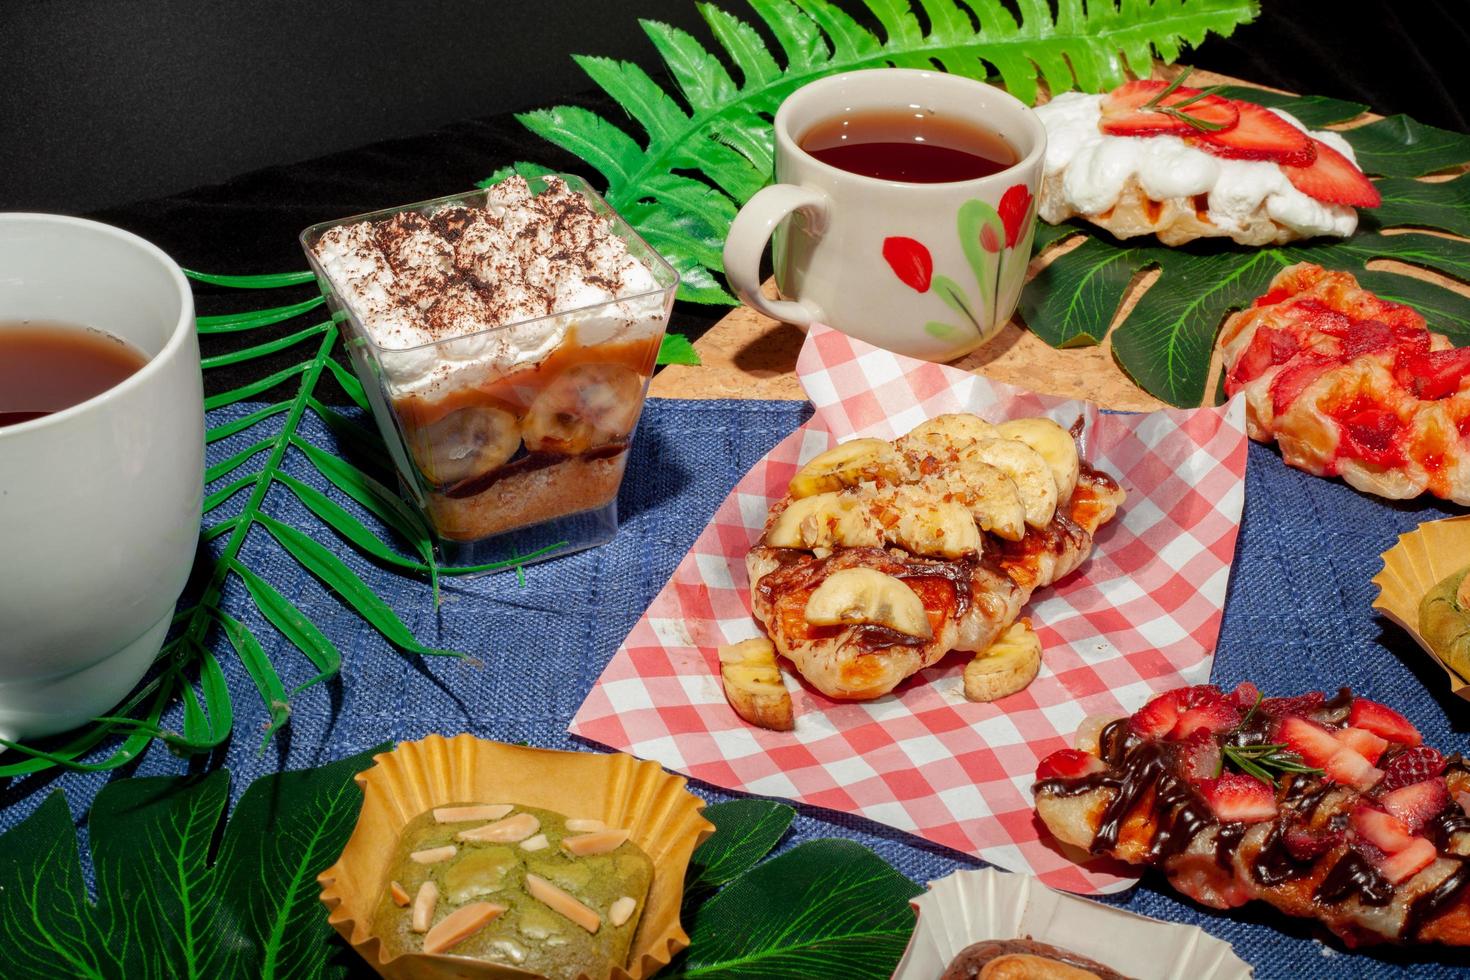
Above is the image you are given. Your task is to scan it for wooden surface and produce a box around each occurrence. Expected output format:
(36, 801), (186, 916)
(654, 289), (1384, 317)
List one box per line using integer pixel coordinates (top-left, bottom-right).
(648, 67), (1451, 410)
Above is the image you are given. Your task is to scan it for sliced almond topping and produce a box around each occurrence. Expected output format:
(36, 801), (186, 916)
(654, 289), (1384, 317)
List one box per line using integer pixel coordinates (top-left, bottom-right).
(564, 818), (606, 832)
(525, 873), (601, 933)
(455, 812), (540, 844)
(389, 880), (411, 907)
(608, 896), (637, 928)
(433, 803), (513, 824)
(411, 880), (438, 933)
(423, 901), (507, 954)
(409, 845), (457, 865)
(520, 833), (550, 852)
(561, 828), (631, 857)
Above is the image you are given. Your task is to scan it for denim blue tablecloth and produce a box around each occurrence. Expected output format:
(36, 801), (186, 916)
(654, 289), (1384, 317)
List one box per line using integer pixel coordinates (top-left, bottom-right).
(2, 398), (1467, 978)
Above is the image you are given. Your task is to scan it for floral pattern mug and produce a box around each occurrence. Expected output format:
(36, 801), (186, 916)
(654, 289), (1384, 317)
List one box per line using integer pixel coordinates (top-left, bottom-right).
(724, 68), (1047, 362)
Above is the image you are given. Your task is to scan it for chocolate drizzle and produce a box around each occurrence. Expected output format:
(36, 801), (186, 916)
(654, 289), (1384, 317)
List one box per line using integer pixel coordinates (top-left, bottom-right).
(1404, 859), (1470, 939)
(1315, 851), (1394, 907)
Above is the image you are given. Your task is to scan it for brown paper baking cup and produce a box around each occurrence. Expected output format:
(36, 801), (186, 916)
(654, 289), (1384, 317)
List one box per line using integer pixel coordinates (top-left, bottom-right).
(1372, 515), (1470, 702)
(318, 734), (714, 980)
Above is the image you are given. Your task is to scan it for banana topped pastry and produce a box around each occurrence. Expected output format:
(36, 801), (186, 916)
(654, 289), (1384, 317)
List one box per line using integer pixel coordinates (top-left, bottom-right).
(1034, 683), (1470, 948)
(1218, 263), (1470, 504)
(731, 413), (1123, 719)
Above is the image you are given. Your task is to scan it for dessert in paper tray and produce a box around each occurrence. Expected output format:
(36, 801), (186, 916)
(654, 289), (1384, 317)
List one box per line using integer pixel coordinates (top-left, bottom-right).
(571, 324), (1247, 893)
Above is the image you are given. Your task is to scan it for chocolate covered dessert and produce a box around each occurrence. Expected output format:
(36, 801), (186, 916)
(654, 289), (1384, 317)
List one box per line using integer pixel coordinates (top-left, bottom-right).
(941, 939), (1132, 979)
(306, 176), (673, 544)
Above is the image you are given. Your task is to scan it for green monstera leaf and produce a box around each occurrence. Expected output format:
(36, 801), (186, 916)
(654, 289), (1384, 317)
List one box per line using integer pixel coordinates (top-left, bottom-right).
(0, 746), (382, 980)
(1020, 87), (1470, 407)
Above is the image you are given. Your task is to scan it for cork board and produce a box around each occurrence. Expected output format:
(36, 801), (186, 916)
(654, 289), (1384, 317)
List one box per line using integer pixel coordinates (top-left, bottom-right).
(649, 68), (1468, 410)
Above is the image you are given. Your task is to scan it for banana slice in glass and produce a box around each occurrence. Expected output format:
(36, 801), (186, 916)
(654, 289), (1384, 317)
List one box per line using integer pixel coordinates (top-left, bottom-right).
(788, 438), (903, 499)
(522, 362), (642, 455)
(962, 619), (1041, 702)
(804, 567), (932, 638)
(964, 438), (1058, 529)
(764, 492), (883, 551)
(995, 417), (1080, 504)
(410, 405), (521, 485)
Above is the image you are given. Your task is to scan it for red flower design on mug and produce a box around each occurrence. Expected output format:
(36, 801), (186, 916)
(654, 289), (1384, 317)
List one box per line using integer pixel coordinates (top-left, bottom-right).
(882, 236), (933, 293)
(998, 183), (1033, 248)
(979, 224), (1002, 254)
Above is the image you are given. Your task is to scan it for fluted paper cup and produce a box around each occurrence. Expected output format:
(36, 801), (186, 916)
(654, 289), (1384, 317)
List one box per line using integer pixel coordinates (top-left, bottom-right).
(318, 734), (714, 980)
(892, 868), (1251, 979)
(1372, 515), (1470, 702)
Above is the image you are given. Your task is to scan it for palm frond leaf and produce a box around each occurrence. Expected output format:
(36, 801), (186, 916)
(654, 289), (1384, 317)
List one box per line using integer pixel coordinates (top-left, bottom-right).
(491, 0), (1259, 303)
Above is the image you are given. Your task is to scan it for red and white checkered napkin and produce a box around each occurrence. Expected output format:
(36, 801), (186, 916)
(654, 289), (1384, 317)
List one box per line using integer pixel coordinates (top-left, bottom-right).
(571, 324), (1248, 894)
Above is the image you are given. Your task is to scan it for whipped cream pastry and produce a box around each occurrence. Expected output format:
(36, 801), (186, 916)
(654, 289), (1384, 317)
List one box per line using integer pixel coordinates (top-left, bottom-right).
(1036, 91), (1359, 240)
(311, 176), (665, 398)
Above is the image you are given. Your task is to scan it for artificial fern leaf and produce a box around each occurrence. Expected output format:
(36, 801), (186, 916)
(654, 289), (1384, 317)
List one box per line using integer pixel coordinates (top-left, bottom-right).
(498, 0), (1259, 304)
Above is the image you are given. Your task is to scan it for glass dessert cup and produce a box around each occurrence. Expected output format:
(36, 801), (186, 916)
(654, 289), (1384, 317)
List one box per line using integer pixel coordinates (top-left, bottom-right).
(300, 176), (679, 568)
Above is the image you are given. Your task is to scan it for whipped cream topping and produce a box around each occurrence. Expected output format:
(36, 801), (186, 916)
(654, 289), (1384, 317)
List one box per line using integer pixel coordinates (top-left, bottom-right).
(311, 176), (666, 398)
(1035, 92), (1359, 239)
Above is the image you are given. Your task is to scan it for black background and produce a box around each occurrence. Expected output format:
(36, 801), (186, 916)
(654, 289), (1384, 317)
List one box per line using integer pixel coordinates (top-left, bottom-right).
(3, 0), (1466, 215)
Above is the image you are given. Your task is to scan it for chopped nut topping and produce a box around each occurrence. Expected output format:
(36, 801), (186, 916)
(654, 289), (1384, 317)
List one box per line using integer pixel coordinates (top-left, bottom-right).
(456, 811), (541, 844)
(520, 833), (550, 852)
(409, 845), (457, 864)
(525, 873), (601, 933)
(561, 828), (631, 857)
(411, 881), (438, 933)
(389, 880), (411, 907)
(423, 901), (507, 954)
(608, 896), (637, 928)
(433, 803), (513, 823)
(564, 818), (607, 832)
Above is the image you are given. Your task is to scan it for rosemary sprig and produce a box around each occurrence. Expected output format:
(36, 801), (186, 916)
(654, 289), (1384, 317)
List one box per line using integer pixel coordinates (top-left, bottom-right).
(1141, 67), (1230, 132)
(1217, 692), (1324, 785)
(1223, 742), (1323, 786)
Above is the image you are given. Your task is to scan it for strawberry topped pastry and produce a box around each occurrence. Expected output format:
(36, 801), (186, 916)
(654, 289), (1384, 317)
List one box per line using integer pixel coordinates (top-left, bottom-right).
(1035, 71), (1378, 246)
(1034, 683), (1470, 947)
(1218, 262), (1470, 504)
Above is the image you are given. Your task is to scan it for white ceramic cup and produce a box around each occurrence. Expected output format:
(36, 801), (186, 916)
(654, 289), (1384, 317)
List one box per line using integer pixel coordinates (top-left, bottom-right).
(724, 68), (1047, 362)
(0, 214), (203, 743)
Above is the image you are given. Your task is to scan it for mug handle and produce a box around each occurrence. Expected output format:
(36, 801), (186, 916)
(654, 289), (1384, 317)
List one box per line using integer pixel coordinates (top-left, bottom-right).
(722, 183), (831, 327)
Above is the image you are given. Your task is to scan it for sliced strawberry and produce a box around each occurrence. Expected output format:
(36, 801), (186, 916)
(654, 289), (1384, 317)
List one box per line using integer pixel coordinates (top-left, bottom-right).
(1036, 748), (1106, 781)
(1101, 97), (1240, 138)
(1381, 779), (1450, 833)
(1335, 406), (1407, 467)
(1287, 298), (1353, 338)
(1253, 285), (1294, 308)
(1348, 698), (1422, 747)
(1342, 319), (1397, 360)
(1260, 691), (1325, 719)
(1130, 690), (1182, 739)
(1227, 327), (1304, 392)
(1282, 138), (1381, 208)
(1200, 772), (1278, 822)
(1230, 681), (1261, 710)
(1381, 746), (1447, 791)
(1352, 805), (1415, 853)
(1276, 716), (1343, 768)
(1325, 746), (1386, 792)
(1101, 79), (1178, 113)
(1190, 101), (1315, 165)
(1376, 837), (1437, 884)
(1173, 699), (1243, 739)
(1270, 352), (1339, 416)
(1179, 731), (1223, 784)
(1406, 348), (1470, 401)
(1283, 822), (1344, 862)
(1335, 726), (1389, 764)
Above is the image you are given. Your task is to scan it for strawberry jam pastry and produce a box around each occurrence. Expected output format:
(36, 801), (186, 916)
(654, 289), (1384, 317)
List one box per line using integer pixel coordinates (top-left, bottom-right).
(1034, 683), (1470, 947)
(1036, 71), (1379, 246)
(1218, 262), (1470, 504)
